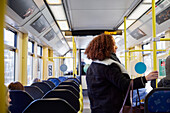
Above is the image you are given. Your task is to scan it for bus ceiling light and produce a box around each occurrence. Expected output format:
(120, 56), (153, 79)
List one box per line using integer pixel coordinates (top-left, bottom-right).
(57, 20), (69, 31)
(128, 4), (151, 19)
(46, 0), (62, 4)
(118, 20), (136, 29)
(49, 5), (66, 20)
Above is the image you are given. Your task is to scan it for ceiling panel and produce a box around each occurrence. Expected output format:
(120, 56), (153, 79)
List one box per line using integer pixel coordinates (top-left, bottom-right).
(68, 0), (135, 10)
(65, 0), (141, 30)
(71, 10), (125, 30)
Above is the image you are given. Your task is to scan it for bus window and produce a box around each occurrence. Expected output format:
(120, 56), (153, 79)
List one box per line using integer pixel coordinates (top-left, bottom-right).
(4, 28), (17, 86)
(27, 41), (34, 85)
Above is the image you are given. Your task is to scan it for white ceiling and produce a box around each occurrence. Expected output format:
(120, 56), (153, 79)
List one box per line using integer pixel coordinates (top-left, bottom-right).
(65, 0), (141, 30)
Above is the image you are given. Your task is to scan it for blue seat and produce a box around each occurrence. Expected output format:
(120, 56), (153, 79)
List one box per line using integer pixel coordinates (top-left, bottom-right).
(24, 86), (44, 100)
(43, 89), (80, 112)
(23, 98), (77, 113)
(43, 80), (56, 89)
(60, 80), (80, 92)
(31, 82), (51, 94)
(145, 87), (170, 113)
(48, 78), (61, 86)
(55, 85), (79, 98)
(58, 76), (68, 82)
(9, 90), (34, 113)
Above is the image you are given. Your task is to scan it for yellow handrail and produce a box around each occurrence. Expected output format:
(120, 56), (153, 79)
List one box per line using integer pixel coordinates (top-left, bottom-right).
(124, 16), (127, 70)
(0, 0), (6, 112)
(152, 0), (158, 88)
(128, 49), (166, 52)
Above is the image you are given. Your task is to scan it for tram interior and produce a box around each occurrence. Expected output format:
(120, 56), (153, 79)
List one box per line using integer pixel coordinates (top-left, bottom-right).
(1, 0), (170, 113)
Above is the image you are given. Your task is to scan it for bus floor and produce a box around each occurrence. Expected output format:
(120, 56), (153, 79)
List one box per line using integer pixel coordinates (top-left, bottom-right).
(82, 90), (91, 113)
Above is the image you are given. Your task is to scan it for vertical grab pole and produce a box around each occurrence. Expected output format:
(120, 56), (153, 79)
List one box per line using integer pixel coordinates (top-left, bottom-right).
(124, 16), (127, 70)
(72, 36), (75, 77)
(152, 0), (158, 88)
(0, 0), (6, 112)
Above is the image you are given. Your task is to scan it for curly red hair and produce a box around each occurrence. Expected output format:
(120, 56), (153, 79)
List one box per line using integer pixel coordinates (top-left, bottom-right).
(85, 33), (115, 61)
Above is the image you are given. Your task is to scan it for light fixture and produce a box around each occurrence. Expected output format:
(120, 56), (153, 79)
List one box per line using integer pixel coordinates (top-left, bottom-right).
(118, 20), (136, 29)
(128, 4), (151, 19)
(142, 0), (159, 3)
(49, 5), (66, 20)
(57, 20), (69, 30)
(46, 0), (62, 4)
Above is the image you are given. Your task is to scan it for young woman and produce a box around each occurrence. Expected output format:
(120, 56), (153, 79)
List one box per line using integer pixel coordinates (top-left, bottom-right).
(85, 33), (158, 113)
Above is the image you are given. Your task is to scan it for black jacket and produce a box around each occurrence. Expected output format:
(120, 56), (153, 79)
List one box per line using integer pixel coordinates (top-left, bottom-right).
(86, 59), (147, 113)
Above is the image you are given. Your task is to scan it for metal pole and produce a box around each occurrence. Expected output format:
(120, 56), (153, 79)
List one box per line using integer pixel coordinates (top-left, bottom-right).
(152, 0), (158, 88)
(124, 17), (127, 70)
(0, 0), (6, 112)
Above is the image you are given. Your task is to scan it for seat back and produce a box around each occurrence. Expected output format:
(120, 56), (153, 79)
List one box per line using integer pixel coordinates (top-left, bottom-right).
(58, 76), (68, 82)
(55, 85), (79, 98)
(43, 89), (80, 112)
(23, 98), (77, 113)
(31, 82), (51, 94)
(67, 77), (80, 84)
(24, 86), (44, 99)
(9, 90), (34, 113)
(145, 87), (170, 113)
(48, 78), (61, 86)
(60, 80), (80, 92)
(43, 80), (56, 89)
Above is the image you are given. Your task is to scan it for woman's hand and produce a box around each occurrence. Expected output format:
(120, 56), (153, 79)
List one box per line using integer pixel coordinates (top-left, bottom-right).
(145, 71), (158, 81)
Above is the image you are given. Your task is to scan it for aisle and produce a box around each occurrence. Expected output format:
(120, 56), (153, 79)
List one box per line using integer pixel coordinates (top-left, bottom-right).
(82, 90), (91, 113)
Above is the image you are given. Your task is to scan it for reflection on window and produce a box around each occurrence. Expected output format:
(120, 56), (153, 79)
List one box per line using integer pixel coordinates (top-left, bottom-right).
(4, 49), (15, 86)
(157, 41), (166, 55)
(27, 55), (33, 85)
(37, 58), (43, 79)
(4, 28), (15, 47)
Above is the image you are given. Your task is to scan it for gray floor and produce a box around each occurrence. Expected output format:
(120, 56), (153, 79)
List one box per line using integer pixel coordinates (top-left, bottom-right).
(82, 96), (91, 113)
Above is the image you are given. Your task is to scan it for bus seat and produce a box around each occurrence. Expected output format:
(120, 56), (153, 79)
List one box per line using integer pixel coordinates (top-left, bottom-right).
(55, 85), (79, 98)
(24, 86), (44, 100)
(22, 98), (77, 113)
(145, 87), (170, 113)
(43, 80), (56, 89)
(67, 77), (80, 84)
(31, 82), (51, 94)
(43, 89), (80, 112)
(60, 80), (80, 92)
(58, 76), (68, 82)
(48, 78), (61, 86)
(9, 90), (34, 113)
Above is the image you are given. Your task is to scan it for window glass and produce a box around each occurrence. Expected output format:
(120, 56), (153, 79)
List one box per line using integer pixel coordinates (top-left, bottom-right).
(27, 55), (33, 85)
(28, 41), (33, 53)
(143, 43), (151, 54)
(157, 41), (166, 50)
(37, 58), (43, 79)
(4, 49), (15, 86)
(143, 55), (153, 93)
(4, 28), (15, 47)
(37, 46), (42, 56)
(64, 51), (73, 75)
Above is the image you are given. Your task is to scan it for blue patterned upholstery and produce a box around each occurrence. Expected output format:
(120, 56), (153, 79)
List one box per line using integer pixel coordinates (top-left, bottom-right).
(48, 78), (61, 86)
(145, 87), (170, 113)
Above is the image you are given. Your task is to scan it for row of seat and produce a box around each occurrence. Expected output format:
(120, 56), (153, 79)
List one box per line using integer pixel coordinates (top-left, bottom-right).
(9, 77), (83, 113)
